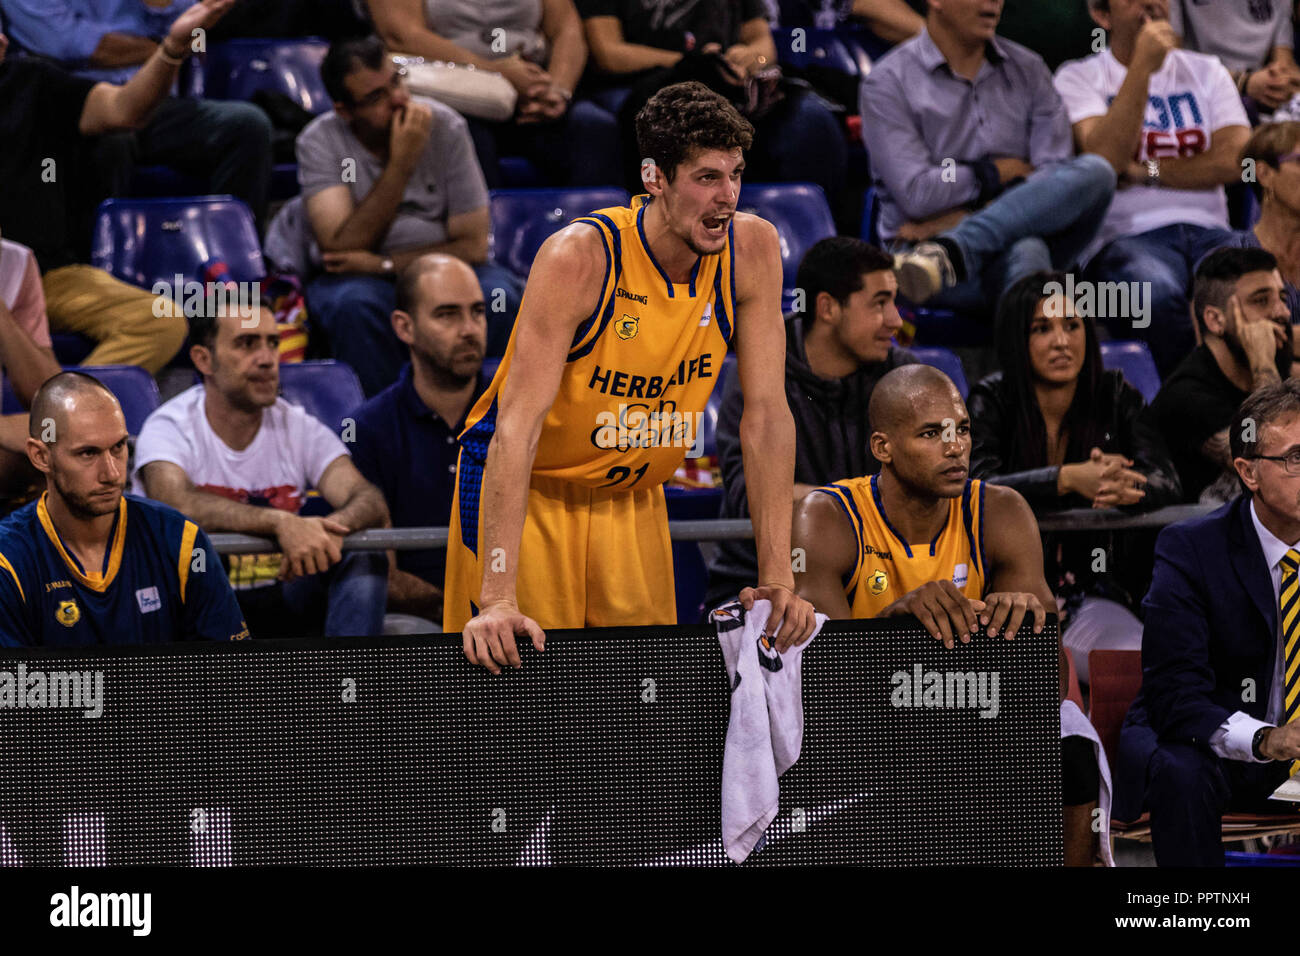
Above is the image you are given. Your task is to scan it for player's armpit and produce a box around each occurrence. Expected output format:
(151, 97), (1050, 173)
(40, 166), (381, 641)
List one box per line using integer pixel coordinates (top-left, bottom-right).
(792, 490), (856, 620)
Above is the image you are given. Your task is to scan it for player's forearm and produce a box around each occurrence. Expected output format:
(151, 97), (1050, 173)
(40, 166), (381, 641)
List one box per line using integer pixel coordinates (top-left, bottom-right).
(1081, 69), (1152, 172)
(327, 485), (389, 533)
(320, 165), (415, 252)
(477, 428), (541, 606)
(739, 405), (797, 588)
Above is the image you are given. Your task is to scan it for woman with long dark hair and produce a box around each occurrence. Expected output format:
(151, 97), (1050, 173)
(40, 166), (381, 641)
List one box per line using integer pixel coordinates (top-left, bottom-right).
(968, 271), (1182, 683)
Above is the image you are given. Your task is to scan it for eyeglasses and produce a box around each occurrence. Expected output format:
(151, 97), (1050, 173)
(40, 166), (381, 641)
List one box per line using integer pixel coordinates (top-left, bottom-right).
(1250, 450), (1300, 475)
(351, 67), (408, 109)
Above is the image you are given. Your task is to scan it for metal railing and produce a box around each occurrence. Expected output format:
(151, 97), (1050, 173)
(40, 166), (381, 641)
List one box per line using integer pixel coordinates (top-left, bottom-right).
(208, 503), (1219, 553)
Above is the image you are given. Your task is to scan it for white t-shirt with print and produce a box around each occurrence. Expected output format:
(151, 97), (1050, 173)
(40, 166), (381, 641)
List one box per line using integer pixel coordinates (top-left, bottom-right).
(132, 385), (349, 588)
(1054, 47), (1249, 260)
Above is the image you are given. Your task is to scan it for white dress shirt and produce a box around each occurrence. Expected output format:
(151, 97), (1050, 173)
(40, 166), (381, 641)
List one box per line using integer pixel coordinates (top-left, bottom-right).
(1208, 499), (1289, 761)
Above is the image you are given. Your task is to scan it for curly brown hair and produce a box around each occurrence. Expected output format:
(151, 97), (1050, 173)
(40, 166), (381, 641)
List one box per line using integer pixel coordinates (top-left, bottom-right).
(635, 81), (754, 184)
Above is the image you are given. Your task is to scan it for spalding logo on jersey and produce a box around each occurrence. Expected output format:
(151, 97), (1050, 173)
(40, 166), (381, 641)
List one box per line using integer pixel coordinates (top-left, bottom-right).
(868, 569), (888, 595)
(616, 314), (639, 340)
(56, 599), (80, 627)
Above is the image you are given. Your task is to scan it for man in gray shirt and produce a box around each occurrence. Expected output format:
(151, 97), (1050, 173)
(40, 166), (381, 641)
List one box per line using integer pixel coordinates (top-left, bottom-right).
(299, 35), (523, 396)
(860, 0), (1115, 316)
(1170, 0), (1300, 110)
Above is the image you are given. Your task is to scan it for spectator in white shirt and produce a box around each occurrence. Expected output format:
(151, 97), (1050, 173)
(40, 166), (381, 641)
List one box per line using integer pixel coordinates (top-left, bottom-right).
(1054, 0), (1250, 376)
(132, 295), (390, 637)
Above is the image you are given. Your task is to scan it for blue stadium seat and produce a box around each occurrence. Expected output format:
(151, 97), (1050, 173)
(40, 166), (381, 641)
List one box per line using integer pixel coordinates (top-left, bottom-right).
(737, 182), (837, 312)
(489, 187), (631, 279)
(909, 346), (969, 398)
(279, 361), (364, 434)
(1100, 339), (1161, 404)
(77, 365), (161, 436)
(91, 196), (265, 293)
(192, 38), (332, 114)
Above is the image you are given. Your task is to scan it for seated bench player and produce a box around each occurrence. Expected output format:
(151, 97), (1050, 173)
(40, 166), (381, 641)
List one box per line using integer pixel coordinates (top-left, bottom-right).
(0, 372), (248, 645)
(791, 364), (1101, 866)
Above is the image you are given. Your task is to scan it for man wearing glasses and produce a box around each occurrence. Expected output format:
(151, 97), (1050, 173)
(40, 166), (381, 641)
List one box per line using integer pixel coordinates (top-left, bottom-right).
(1141, 247), (1294, 505)
(1115, 379), (1300, 865)
(296, 35), (523, 396)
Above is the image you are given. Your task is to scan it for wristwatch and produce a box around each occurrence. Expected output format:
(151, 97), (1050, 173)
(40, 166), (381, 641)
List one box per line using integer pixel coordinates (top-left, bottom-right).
(1252, 725), (1272, 761)
(1144, 158), (1161, 187)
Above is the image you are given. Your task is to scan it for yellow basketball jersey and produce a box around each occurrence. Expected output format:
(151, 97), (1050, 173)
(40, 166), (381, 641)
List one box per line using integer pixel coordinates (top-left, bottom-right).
(813, 475), (987, 618)
(453, 194), (734, 557)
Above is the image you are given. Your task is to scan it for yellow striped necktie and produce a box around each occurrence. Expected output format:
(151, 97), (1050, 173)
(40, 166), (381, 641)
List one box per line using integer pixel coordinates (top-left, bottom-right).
(1280, 549), (1300, 775)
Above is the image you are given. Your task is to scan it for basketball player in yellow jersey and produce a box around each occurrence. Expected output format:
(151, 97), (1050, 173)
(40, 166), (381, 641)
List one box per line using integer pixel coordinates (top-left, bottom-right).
(447, 81), (817, 672)
(794, 364), (1106, 866)
(793, 364), (1052, 658)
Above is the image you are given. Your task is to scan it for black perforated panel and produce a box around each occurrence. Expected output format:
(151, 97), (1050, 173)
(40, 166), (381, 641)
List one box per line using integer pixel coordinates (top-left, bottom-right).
(0, 618), (1061, 866)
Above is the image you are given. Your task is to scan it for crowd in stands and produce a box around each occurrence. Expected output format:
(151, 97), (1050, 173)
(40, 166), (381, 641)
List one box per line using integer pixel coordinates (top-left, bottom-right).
(5, 0), (1300, 863)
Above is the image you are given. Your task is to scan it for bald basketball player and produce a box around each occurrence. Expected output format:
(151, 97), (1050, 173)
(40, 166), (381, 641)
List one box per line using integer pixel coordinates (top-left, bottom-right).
(0, 372), (248, 645)
(793, 364), (1100, 865)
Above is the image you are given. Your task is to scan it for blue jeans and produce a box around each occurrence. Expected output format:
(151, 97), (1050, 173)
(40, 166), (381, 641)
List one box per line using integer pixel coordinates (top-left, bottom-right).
(923, 153), (1118, 315)
(239, 550), (388, 637)
(307, 262), (523, 396)
(1085, 222), (1237, 377)
(469, 100), (624, 187)
(750, 88), (847, 218)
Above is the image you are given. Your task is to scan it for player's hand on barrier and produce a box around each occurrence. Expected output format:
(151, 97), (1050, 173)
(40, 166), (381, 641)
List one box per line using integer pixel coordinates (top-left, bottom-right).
(276, 514), (348, 581)
(739, 583), (817, 652)
(978, 591), (1046, 640)
(463, 601), (545, 674)
(880, 580), (983, 649)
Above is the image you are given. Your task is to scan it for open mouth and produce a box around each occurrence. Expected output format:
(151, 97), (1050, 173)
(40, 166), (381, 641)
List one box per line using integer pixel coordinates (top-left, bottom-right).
(702, 212), (732, 236)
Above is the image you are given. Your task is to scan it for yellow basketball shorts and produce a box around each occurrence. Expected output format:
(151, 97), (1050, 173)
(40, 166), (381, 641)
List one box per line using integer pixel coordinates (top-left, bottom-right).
(443, 469), (676, 632)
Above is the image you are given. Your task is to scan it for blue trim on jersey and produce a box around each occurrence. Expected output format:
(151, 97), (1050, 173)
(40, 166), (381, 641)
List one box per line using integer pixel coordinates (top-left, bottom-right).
(960, 480), (978, 578)
(636, 203), (676, 299)
(712, 261), (733, 346)
(687, 256), (701, 297)
(870, 473), (912, 559)
(727, 221), (737, 318)
(569, 218), (613, 350)
(456, 398), (499, 557)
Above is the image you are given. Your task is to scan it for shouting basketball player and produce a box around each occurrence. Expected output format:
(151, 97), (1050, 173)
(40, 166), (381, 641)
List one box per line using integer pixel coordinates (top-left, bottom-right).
(445, 81), (817, 670)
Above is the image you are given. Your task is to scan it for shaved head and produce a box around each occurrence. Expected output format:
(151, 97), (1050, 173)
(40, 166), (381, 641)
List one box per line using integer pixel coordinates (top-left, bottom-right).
(869, 364), (962, 435)
(29, 371), (120, 440)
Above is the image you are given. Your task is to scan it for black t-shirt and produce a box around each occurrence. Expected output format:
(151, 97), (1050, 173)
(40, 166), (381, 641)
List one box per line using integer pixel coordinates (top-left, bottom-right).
(576, 0), (768, 53)
(1144, 344), (1247, 502)
(0, 59), (96, 272)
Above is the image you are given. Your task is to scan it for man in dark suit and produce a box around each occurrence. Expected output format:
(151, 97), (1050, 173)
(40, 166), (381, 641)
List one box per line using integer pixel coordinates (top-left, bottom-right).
(1116, 379), (1300, 865)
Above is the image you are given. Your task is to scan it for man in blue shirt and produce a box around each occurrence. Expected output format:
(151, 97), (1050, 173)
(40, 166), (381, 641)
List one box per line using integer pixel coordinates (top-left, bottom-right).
(0, 0), (272, 224)
(860, 0), (1116, 314)
(349, 254), (488, 627)
(0, 372), (248, 645)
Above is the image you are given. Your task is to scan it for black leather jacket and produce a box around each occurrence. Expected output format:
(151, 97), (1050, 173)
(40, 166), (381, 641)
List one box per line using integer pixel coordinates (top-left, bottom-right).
(967, 369), (1182, 609)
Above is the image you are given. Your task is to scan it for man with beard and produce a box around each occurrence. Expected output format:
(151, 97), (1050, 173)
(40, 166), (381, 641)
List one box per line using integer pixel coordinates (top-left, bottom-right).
(133, 298), (389, 637)
(1143, 247), (1295, 503)
(0, 372), (247, 645)
(298, 35), (523, 395)
(349, 254), (489, 628)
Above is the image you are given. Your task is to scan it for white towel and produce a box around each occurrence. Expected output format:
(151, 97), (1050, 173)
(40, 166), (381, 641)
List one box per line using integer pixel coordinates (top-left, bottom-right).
(713, 598), (825, 864)
(1061, 698), (1115, 867)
